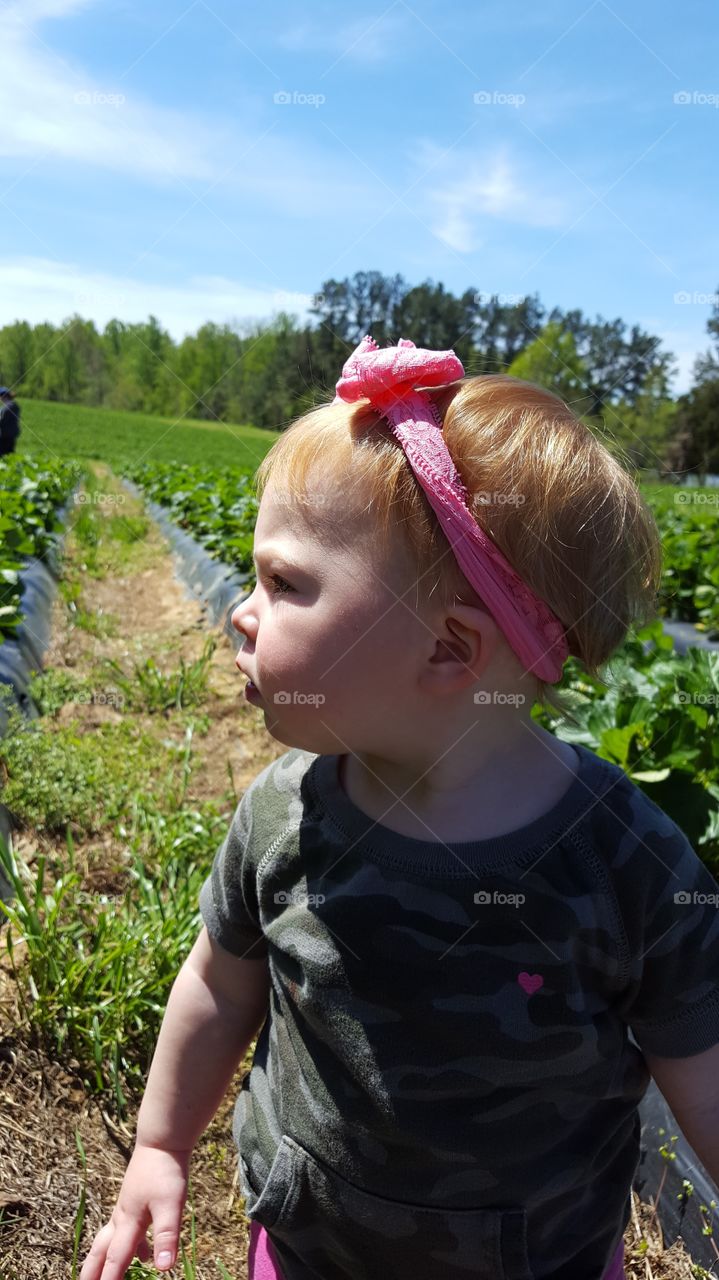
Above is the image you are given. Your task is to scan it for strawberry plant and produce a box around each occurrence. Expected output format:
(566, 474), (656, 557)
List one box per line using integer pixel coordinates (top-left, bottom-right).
(0, 455), (81, 642)
(124, 460), (258, 571)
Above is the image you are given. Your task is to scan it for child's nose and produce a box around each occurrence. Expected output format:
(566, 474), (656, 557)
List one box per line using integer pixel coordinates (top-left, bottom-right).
(230, 596), (253, 636)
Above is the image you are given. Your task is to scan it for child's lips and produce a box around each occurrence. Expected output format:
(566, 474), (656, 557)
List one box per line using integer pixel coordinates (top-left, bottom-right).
(235, 655), (261, 698)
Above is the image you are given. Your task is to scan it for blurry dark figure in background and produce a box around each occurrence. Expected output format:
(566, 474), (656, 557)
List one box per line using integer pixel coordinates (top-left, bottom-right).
(0, 388), (20, 456)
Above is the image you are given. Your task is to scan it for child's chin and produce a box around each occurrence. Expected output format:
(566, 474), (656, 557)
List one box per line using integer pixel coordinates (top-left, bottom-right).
(266, 719), (333, 756)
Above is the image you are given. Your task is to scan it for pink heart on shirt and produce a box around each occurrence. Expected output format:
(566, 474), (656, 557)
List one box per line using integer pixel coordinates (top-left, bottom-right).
(518, 972), (544, 996)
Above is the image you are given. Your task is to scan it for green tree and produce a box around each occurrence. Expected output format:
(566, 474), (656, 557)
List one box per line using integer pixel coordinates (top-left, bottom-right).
(665, 380), (719, 478)
(601, 368), (679, 471)
(473, 292), (546, 373)
(507, 321), (591, 411)
(0, 320), (35, 389)
(549, 309), (674, 412)
(692, 286), (719, 384)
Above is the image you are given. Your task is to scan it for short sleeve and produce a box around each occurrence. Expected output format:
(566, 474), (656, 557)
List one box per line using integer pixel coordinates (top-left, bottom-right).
(199, 785), (268, 960)
(615, 814), (719, 1058)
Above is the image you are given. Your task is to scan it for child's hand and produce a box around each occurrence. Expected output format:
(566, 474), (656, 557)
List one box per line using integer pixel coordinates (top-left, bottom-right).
(79, 1143), (191, 1280)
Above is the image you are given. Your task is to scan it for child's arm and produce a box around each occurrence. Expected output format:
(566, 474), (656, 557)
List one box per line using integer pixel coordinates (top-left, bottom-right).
(644, 1042), (719, 1187)
(80, 926), (270, 1280)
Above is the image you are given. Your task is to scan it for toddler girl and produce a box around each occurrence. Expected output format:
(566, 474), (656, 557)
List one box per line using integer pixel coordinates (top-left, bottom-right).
(81, 337), (719, 1280)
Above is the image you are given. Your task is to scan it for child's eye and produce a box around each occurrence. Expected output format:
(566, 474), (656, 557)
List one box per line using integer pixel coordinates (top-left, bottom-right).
(265, 573), (294, 596)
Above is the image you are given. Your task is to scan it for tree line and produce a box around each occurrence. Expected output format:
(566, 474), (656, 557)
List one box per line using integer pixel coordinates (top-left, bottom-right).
(0, 270), (717, 473)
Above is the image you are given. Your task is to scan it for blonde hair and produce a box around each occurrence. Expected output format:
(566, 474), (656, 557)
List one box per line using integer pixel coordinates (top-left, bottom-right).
(253, 374), (662, 710)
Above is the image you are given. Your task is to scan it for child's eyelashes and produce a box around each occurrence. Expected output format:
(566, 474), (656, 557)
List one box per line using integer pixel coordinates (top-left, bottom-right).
(263, 573), (294, 596)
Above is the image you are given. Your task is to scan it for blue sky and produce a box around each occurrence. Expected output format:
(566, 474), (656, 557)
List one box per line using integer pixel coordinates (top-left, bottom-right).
(0, 0), (717, 392)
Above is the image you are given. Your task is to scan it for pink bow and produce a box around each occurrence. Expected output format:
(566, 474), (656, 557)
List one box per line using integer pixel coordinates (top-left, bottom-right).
(335, 335), (464, 409)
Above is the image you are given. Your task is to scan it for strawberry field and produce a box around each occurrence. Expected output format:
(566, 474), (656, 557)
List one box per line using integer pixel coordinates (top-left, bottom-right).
(0, 401), (718, 1280)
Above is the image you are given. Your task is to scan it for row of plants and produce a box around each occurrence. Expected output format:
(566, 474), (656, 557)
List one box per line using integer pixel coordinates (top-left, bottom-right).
(0, 454), (82, 643)
(534, 620), (719, 869)
(654, 501), (719, 636)
(123, 460), (258, 571)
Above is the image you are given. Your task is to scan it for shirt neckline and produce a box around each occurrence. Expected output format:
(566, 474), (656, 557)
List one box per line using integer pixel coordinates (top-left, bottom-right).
(307, 742), (619, 874)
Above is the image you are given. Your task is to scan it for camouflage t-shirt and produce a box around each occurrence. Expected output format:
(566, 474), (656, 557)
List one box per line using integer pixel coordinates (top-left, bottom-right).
(199, 743), (719, 1280)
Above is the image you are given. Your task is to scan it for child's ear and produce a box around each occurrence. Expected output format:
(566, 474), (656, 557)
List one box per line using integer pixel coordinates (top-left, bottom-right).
(419, 604), (504, 694)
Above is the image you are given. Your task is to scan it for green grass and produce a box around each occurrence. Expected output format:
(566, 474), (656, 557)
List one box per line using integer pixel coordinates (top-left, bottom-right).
(101, 636), (217, 714)
(0, 801), (231, 1117)
(0, 696), (201, 835)
(641, 480), (719, 520)
(16, 397), (279, 470)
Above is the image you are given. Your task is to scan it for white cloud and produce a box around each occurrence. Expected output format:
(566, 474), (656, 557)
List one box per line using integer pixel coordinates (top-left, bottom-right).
(0, 256), (316, 338)
(412, 143), (569, 252)
(3, 0), (94, 21)
(0, 2), (230, 181)
(0, 0), (403, 217)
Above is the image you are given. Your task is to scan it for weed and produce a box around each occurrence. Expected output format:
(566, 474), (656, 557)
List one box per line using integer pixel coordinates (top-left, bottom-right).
(60, 564), (119, 637)
(0, 802), (228, 1117)
(101, 636), (217, 714)
(27, 667), (92, 716)
(0, 702), (169, 834)
(640, 1133), (719, 1274)
(73, 606), (119, 637)
(106, 513), (148, 543)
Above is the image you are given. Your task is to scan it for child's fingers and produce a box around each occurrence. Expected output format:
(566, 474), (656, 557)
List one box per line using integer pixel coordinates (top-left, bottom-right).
(79, 1222), (152, 1280)
(148, 1197), (185, 1272)
(99, 1220), (146, 1280)
(79, 1221), (115, 1280)
(79, 1217), (144, 1280)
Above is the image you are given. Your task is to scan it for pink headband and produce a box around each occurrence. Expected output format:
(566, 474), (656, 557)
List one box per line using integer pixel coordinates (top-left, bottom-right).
(332, 335), (569, 684)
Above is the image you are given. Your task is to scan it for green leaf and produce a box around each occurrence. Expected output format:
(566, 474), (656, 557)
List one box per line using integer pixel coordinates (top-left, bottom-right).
(600, 723), (645, 768)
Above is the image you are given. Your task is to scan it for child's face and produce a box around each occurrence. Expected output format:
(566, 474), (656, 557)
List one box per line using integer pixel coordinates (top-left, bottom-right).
(231, 480), (437, 755)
